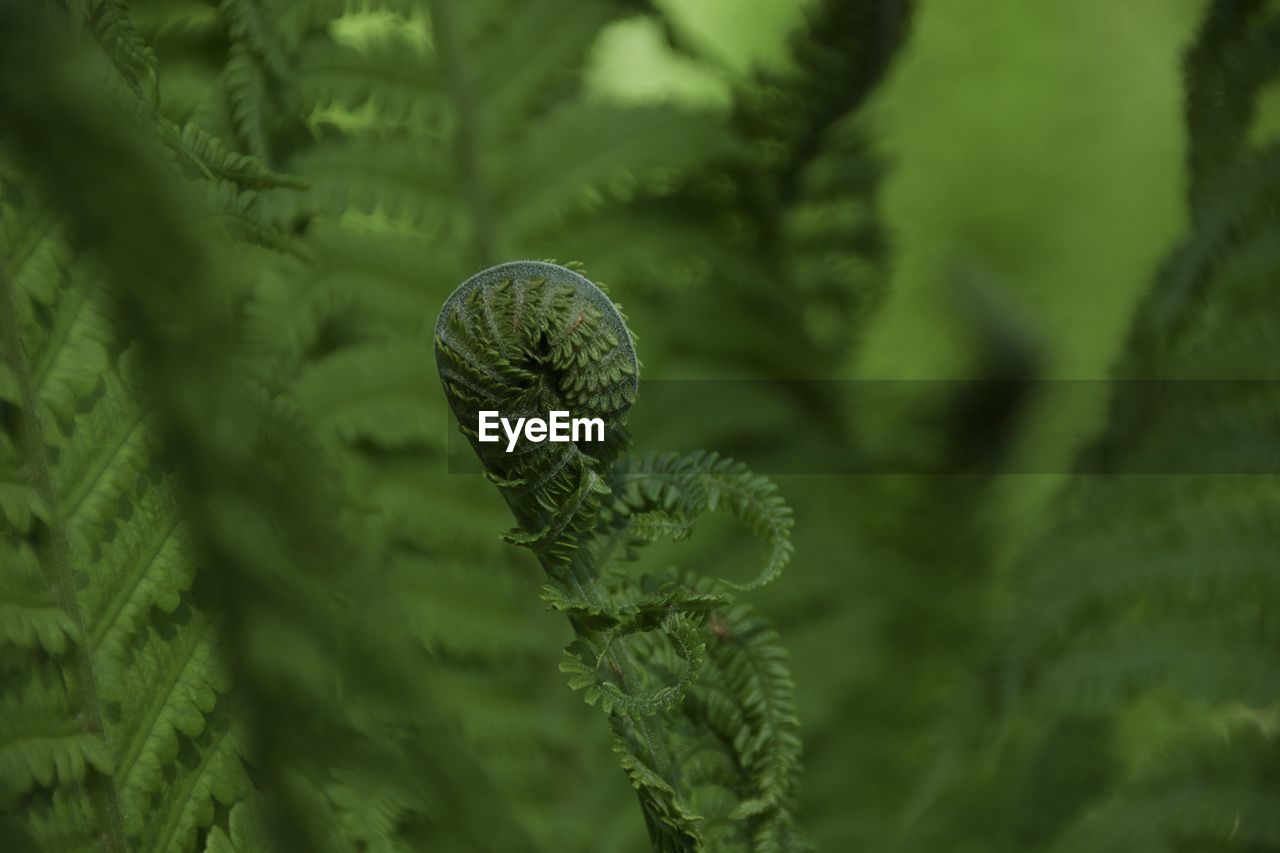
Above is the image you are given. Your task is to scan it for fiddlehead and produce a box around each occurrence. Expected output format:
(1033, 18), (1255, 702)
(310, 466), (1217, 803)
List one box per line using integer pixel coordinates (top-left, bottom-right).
(435, 260), (638, 563)
(436, 262), (805, 851)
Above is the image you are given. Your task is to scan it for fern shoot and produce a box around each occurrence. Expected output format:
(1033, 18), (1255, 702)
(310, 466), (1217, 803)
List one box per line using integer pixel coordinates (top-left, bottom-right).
(436, 261), (804, 851)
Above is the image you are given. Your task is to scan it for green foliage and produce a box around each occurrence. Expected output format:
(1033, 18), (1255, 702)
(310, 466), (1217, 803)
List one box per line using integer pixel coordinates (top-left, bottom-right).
(0, 155), (241, 851)
(868, 5), (1280, 853)
(2, 0), (1279, 851)
(998, 7), (1280, 848)
(435, 261), (802, 848)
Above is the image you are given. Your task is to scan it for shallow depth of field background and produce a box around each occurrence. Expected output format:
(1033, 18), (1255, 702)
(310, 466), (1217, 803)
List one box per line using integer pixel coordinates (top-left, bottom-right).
(3, 0), (1278, 851)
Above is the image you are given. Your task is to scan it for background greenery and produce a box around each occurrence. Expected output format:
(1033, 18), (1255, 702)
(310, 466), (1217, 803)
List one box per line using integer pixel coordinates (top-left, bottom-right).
(2, 0), (1278, 850)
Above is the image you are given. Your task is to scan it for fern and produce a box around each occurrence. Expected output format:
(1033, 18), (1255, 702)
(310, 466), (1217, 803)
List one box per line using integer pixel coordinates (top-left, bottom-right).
(435, 261), (804, 850)
(2, 6), (543, 851)
(223, 1), (762, 846)
(4, 0), (813, 848)
(86, 0), (161, 103)
(13, 0), (1275, 850)
(1009, 0), (1280, 713)
(613, 451), (794, 591)
(971, 7), (1280, 852)
(588, 0), (908, 381)
(0, 158), (243, 851)
(1049, 728), (1280, 853)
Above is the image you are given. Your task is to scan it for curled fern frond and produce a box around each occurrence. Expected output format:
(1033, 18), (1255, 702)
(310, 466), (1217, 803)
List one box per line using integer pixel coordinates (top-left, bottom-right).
(435, 260), (639, 563)
(436, 261), (805, 850)
(614, 450), (795, 591)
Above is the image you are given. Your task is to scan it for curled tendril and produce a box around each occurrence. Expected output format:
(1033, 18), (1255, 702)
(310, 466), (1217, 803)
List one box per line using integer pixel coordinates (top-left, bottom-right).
(435, 260), (639, 562)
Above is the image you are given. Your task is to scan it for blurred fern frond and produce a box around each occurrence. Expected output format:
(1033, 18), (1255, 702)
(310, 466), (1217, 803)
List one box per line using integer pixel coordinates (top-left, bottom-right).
(1, 5), (545, 851)
(980, 8), (1280, 853)
(0, 130), (243, 853)
(600, 0), (911, 380)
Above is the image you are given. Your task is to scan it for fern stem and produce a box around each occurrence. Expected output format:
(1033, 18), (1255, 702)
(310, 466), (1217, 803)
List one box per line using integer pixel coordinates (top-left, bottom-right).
(0, 265), (127, 852)
(427, 0), (494, 266)
(550, 550), (685, 823)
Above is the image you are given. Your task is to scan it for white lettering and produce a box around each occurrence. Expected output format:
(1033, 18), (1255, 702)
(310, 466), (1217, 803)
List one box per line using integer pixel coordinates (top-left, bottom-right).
(502, 416), (525, 453)
(479, 411), (606, 452)
(549, 410), (570, 441)
(478, 411), (500, 443)
(573, 416), (605, 443)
